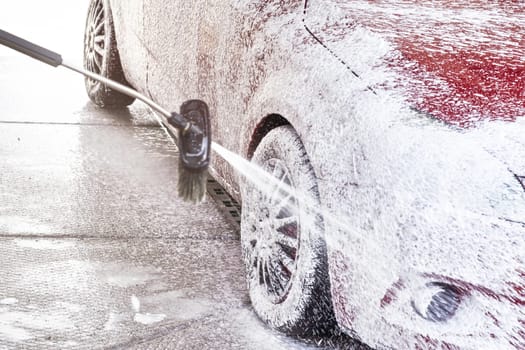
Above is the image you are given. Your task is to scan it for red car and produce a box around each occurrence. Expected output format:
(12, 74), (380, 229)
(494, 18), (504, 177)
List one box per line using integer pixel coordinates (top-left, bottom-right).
(84, 0), (525, 348)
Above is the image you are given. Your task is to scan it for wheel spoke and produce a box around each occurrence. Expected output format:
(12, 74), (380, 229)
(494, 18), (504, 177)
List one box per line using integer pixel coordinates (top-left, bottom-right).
(276, 214), (298, 229)
(94, 54), (102, 71)
(275, 192), (293, 211)
(94, 4), (104, 25)
(280, 243), (297, 260)
(277, 260), (292, 279)
(86, 57), (93, 72)
(280, 253), (295, 273)
(95, 20), (105, 35)
(94, 35), (105, 43)
(275, 231), (297, 249)
(264, 260), (278, 295)
(94, 44), (105, 56)
(89, 55), (96, 71)
(269, 176), (288, 205)
(261, 259), (271, 290)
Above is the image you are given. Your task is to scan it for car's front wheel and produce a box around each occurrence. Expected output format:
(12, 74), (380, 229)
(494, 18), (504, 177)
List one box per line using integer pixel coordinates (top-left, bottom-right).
(241, 125), (335, 336)
(83, 0), (135, 107)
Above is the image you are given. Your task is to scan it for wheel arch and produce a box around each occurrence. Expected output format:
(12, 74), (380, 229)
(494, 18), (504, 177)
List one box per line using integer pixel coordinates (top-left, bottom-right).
(246, 113), (291, 160)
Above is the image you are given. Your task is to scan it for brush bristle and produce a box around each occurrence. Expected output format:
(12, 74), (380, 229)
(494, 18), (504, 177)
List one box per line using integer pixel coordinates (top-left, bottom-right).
(177, 161), (208, 203)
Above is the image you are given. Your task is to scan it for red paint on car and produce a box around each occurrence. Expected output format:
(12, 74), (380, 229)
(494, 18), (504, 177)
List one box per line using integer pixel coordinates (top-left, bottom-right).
(308, 1), (525, 126)
(380, 278), (405, 308)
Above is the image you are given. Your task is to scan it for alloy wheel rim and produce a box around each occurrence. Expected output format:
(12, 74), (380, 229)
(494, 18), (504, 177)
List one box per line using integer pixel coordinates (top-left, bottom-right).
(84, 0), (106, 90)
(246, 158), (300, 304)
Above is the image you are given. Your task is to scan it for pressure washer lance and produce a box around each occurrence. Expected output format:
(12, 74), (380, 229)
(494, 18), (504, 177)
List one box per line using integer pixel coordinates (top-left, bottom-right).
(0, 29), (211, 203)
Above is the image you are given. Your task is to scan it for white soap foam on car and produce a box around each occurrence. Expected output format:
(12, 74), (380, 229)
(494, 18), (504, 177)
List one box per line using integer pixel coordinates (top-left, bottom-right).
(0, 298), (18, 305)
(163, 1), (525, 346)
(133, 312), (166, 325)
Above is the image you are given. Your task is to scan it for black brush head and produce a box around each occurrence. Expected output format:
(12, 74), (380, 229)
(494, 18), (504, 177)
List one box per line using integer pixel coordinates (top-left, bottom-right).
(176, 100), (211, 203)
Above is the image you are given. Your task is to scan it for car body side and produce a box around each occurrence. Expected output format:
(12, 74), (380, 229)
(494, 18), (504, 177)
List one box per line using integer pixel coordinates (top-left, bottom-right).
(108, 0), (525, 348)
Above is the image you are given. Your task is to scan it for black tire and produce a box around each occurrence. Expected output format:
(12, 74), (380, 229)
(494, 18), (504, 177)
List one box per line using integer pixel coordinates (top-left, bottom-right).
(240, 125), (336, 336)
(83, 0), (135, 107)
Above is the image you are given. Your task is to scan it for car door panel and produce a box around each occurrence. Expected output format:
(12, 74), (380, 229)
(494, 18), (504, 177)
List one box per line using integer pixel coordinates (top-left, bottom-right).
(143, 1), (199, 113)
(199, 1), (306, 199)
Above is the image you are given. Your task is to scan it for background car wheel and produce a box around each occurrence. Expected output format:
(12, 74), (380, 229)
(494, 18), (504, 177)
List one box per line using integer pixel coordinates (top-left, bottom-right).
(83, 0), (135, 107)
(241, 125), (335, 336)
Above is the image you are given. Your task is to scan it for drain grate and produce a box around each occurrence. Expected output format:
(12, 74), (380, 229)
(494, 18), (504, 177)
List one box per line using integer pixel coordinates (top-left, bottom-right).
(207, 177), (242, 228)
